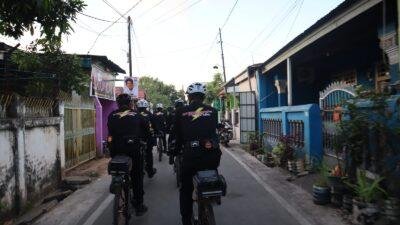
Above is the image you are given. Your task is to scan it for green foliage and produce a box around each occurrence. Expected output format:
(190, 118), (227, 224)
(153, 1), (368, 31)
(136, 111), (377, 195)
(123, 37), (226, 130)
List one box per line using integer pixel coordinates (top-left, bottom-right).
(335, 86), (400, 180)
(0, 0), (85, 51)
(139, 76), (182, 108)
(10, 47), (89, 96)
(205, 73), (223, 104)
(315, 162), (331, 187)
(346, 170), (387, 203)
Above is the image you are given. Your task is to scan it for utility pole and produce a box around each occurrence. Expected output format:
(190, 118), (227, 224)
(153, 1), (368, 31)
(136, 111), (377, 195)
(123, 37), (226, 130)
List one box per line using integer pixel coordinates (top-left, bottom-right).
(127, 16), (133, 77)
(218, 28), (227, 83)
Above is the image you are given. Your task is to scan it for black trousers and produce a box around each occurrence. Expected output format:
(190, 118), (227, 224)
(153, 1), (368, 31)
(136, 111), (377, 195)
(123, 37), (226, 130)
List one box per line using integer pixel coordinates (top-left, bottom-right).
(179, 148), (221, 225)
(145, 138), (154, 172)
(130, 150), (144, 205)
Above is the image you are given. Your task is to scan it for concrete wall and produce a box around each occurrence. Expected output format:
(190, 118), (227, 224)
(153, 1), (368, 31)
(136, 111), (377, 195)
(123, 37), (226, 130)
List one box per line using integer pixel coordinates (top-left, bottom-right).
(0, 97), (63, 217)
(0, 129), (15, 213)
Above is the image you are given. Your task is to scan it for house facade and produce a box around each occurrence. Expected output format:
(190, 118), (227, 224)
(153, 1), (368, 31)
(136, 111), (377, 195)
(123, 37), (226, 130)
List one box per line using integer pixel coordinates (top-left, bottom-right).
(256, 0), (399, 164)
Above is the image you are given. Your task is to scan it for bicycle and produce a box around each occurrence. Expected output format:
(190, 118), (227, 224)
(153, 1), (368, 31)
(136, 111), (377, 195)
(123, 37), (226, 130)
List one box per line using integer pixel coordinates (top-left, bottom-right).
(156, 132), (164, 162)
(108, 140), (146, 225)
(174, 153), (183, 187)
(192, 170), (227, 225)
(108, 154), (132, 225)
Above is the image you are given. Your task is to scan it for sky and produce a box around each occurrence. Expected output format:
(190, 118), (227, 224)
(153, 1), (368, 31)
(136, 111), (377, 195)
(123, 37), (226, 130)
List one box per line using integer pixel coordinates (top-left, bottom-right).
(0, 0), (345, 90)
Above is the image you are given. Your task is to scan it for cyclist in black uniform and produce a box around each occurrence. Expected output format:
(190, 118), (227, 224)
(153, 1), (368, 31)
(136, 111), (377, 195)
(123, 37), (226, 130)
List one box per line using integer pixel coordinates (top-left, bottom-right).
(107, 94), (149, 215)
(173, 83), (222, 225)
(168, 98), (185, 164)
(136, 99), (157, 178)
(153, 103), (167, 152)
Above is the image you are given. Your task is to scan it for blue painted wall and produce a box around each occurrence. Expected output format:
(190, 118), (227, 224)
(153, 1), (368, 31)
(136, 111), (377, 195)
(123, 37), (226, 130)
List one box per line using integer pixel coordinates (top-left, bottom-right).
(260, 104), (323, 164)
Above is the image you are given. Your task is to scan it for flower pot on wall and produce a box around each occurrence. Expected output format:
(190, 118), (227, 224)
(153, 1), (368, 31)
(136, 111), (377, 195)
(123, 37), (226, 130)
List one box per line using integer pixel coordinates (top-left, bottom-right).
(384, 197), (400, 222)
(342, 195), (353, 213)
(313, 185), (331, 205)
(352, 198), (366, 224)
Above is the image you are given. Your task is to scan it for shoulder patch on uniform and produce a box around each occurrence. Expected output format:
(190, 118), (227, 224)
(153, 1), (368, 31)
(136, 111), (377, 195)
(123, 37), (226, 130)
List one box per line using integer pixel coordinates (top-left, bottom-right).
(182, 107), (213, 121)
(114, 110), (136, 118)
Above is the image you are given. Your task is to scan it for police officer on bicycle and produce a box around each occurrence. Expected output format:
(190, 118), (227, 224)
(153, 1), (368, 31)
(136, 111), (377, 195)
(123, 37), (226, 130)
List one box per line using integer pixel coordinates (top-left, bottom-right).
(168, 98), (185, 164)
(136, 99), (157, 178)
(153, 103), (167, 152)
(107, 94), (148, 215)
(173, 83), (222, 225)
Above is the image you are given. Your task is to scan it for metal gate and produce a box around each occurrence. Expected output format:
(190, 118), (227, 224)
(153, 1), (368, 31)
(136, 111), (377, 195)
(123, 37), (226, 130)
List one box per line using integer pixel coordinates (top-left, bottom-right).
(64, 94), (96, 169)
(319, 82), (355, 156)
(239, 91), (257, 143)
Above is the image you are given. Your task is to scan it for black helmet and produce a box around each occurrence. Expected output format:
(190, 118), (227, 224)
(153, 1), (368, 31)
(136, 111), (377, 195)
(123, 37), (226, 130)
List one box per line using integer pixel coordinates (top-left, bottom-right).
(116, 94), (132, 108)
(174, 98), (185, 108)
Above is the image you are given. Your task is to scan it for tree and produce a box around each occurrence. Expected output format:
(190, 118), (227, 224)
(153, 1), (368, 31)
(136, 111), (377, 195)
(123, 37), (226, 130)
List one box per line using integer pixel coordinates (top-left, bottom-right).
(10, 47), (89, 96)
(205, 73), (224, 104)
(139, 76), (182, 108)
(0, 0), (85, 51)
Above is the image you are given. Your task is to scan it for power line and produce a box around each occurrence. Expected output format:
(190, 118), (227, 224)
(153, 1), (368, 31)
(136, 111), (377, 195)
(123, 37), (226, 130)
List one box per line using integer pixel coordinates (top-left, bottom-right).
(255, 0), (299, 49)
(102, 0), (126, 18)
(152, 0), (204, 26)
(284, 0), (304, 43)
(79, 12), (126, 23)
(221, 0), (240, 31)
(87, 0), (144, 53)
(246, 0), (296, 50)
(152, 0), (191, 23)
(135, 0), (167, 19)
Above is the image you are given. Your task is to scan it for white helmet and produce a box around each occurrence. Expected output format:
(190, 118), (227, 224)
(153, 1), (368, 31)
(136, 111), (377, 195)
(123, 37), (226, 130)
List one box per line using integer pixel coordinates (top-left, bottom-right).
(156, 103), (163, 109)
(186, 82), (206, 95)
(137, 99), (149, 108)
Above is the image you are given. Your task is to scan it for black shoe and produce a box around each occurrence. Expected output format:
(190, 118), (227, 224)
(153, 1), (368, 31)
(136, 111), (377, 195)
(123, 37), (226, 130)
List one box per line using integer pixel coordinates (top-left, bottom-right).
(135, 204), (148, 216)
(147, 168), (157, 178)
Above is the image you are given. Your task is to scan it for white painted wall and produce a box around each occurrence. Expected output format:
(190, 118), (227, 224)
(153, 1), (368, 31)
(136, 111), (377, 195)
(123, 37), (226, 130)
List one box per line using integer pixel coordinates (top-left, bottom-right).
(24, 127), (59, 200)
(0, 129), (15, 212)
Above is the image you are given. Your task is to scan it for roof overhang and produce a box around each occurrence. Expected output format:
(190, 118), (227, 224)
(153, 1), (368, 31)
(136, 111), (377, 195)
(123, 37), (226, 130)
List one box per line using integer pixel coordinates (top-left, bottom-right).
(262, 0), (383, 74)
(78, 54), (126, 74)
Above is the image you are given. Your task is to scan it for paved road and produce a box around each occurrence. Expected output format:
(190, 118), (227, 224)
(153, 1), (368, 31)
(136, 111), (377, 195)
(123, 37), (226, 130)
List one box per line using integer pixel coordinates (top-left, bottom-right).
(88, 149), (300, 225)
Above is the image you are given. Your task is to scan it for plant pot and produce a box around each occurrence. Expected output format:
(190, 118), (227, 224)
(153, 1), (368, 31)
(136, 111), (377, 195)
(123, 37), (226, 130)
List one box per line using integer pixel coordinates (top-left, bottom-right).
(360, 203), (380, 225)
(313, 185), (331, 205)
(296, 159), (305, 173)
(384, 197), (400, 222)
(331, 185), (345, 208)
(265, 154), (275, 167)
(287, 160), (296, 173)
(352, 198), (366, 224)
(342, 195), (353, 213)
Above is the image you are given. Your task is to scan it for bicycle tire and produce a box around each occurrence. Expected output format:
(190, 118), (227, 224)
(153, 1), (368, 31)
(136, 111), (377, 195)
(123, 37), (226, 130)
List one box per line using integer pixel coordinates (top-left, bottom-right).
(175, 157), (181, 187)
(113, 188), (128, 225)
(201, 203), (216, 225)
(158, 138), (163, 162)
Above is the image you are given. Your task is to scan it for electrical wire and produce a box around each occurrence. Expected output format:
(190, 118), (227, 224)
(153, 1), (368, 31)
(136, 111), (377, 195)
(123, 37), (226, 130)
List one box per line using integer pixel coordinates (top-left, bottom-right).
(151, 0), (204, 26)
(284, 0), (304, 43)
(221, 0), (239, 31)
(102, 0), (126, 18)
(135, 0), (167, 19)
(152, 0), (191, 23)
(79, 12), (126, 23)
(87, 0), (144, 53)
(255, 0), (299, 49)
(246, 0), (296, 50)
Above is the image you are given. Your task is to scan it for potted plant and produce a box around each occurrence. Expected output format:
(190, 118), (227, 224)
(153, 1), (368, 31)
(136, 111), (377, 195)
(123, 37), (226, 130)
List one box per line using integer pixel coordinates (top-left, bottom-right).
(247, 131), (261, 156)
(313, 163), (331, 205)
(347, 170), (387, 225)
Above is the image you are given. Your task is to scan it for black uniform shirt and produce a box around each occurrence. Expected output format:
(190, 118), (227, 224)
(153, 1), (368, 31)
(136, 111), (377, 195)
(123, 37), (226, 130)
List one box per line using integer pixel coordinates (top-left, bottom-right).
(153, 110), (167, 132)
(107, 107), (150, 156)
(174, 101), (218, 148)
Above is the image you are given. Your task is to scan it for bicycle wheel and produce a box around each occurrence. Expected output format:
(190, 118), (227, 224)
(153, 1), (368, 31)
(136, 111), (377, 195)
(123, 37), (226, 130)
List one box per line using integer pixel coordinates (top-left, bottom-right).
(113, 187), (129, 225)
(175, 157), (181, 187)
(200, 203), (216, 225)
(158, 138), (163, 162)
